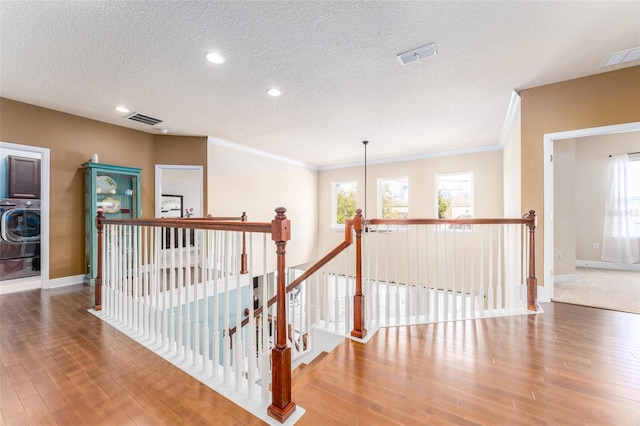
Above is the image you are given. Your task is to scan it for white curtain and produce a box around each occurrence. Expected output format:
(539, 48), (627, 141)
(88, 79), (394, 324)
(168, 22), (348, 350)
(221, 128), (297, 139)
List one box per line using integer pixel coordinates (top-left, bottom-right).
(601, 154), (639, 264)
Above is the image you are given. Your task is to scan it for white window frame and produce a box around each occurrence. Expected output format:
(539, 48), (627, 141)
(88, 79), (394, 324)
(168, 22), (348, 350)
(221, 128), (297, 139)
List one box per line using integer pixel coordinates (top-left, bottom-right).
(435, 171), (474, 231)
(332, 180), (357, 229)
(628, 155), (640, 239)
(377, 177), (409, 219)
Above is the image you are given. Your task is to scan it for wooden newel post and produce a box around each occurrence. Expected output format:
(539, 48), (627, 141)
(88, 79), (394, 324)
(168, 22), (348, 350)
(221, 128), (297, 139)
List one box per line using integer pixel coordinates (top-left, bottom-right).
(525, 210), (538, 312)
(240, 212), (248, 274)
(94, 209), (105, 311)
(351, 209), (367, 339)
(268, 207), (296, 423)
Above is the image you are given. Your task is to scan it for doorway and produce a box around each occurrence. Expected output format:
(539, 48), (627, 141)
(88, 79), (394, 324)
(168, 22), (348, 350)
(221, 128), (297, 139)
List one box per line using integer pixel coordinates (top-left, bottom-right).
(0, 141), (50, 294)
(543, 122), (640, 302)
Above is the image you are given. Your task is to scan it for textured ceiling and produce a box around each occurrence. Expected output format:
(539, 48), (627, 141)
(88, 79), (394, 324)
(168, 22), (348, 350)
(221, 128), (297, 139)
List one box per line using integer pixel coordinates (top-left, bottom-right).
(1, 1), (639, 167)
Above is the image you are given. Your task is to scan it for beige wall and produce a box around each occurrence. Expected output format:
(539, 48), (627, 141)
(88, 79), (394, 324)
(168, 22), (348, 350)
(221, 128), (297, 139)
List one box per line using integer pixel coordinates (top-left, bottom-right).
(503, 101), (521, 218)
(317, 150), (504, 255)
(520, 65), (640, 285)
(553, 138), (576, 276)
(0, 98), (207, 279)
(574, 132), (640, 264)
(207, 141), (318, 272)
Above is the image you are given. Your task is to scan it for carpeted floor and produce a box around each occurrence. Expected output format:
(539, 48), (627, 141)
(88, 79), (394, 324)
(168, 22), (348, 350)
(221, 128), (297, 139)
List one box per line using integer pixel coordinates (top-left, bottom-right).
(553, 267), (640, 314)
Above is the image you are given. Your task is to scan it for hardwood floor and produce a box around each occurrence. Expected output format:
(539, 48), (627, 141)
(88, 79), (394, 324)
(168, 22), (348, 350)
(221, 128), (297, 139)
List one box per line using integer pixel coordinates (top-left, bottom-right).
(1, 285), (639, 425)
(0, 285), (265, 426)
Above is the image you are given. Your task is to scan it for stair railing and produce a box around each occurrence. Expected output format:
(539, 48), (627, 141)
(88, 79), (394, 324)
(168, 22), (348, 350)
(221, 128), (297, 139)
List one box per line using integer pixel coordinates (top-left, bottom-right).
(357, 211), (538, 330)
(94, 208), (297, 423)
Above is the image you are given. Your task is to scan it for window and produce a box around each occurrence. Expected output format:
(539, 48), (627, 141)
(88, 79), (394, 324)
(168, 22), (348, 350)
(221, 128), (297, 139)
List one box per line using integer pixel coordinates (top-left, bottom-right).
(627, 156), (640, 238)
(378, 177), (409, 218)
(332, 181), (357, 227)
(436, 172), (473, 219)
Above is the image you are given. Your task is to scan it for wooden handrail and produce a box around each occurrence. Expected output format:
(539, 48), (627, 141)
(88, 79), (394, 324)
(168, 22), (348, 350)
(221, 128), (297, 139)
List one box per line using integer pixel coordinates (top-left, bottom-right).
(367, 216), (535, 226)
(98, 217), (271, 233)
(227, 212), (360, 338)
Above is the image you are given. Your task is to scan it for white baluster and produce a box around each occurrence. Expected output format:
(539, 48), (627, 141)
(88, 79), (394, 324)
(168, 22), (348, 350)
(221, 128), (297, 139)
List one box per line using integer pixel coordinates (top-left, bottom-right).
(222, 232), (230, 383)
(479, 225), (485, 318)
(452, 224), (458, 321)
(203, 229), (210, 374)
(404, 224), (410, 325)
(470, 224), (476, 319)
(192, 230), (201, 367)
(384, 225), (390, 327)
(234, 232), (243, 387)
(461, 225), (467, 320)
(247, 232), (255, 397)
(497, 225), (503, 313)
(212, 230), (220, 378)
(433, 224), (441, 322)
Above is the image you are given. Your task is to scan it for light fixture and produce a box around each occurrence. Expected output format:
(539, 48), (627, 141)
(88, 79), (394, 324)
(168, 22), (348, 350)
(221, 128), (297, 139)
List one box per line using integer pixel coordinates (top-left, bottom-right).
(266, 88), (282, 97)
(158, 128), (168, 134)
(206, 52), (225, 64)
(115, 106), (130, 113)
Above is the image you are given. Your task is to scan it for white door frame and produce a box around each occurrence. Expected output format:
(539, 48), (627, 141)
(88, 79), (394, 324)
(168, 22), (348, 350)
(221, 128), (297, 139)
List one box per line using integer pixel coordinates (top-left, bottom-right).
(154, 165), (204, 218)
(0, 141), (50, 291)
(542, 122), (640, 301)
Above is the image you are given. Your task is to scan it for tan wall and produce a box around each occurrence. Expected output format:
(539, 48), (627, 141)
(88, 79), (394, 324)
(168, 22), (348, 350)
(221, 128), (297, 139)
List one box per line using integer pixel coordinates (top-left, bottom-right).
(0, 98), (207, 279)
(317, 150), (505, 255)
(520, 65), (640, 285)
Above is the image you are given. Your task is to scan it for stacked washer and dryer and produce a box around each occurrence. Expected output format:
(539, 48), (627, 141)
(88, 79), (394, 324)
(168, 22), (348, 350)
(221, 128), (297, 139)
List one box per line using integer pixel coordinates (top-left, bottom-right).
(0, 155), (41, 281)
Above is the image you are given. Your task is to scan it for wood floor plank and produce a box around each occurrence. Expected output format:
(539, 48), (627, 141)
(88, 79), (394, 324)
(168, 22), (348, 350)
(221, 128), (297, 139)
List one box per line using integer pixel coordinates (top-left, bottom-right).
(2, 285), (639, 425)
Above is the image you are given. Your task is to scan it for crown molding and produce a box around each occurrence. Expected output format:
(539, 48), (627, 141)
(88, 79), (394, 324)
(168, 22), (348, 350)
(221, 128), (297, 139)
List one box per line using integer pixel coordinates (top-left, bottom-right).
(207, 136), (318, 171)
(318, 144), (503, 171)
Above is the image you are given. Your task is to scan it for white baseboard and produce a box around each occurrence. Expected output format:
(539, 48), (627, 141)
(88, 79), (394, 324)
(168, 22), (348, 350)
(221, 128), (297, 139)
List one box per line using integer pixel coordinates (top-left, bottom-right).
(0, 277), (41, 295)
(554, 274), (577, 284)
(48, 274), (85, 289)
(576, 260), (640, 272)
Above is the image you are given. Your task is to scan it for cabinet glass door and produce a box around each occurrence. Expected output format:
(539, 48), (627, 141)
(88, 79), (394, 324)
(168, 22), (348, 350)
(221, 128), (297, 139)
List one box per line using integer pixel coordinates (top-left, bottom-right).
(95, 172), (138, 219)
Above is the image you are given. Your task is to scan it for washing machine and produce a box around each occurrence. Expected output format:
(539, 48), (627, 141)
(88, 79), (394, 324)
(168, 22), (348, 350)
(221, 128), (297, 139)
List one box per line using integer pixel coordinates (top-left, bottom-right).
(0, 199), (41, 281)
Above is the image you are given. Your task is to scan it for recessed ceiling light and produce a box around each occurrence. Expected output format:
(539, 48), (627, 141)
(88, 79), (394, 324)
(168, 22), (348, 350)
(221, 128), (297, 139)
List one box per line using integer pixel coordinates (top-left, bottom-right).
(158, 128), (168, 134)
(206, 52), (225, 64)
(115, 106), (130, 113)
(266, 88), (282, 97)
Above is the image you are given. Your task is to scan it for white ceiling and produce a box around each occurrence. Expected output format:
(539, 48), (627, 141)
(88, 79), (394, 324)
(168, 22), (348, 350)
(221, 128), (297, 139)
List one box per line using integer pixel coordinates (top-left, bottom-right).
(1, 1), (639, 168)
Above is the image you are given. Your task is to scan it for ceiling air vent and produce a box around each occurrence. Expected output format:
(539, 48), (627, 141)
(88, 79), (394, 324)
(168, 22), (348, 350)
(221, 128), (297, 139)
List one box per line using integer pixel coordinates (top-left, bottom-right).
(397, 43), (437, 66)
(126, 112), (163, 126)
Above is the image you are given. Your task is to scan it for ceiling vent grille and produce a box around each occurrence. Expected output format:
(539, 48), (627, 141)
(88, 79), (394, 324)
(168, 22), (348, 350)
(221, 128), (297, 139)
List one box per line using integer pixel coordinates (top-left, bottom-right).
(126, 112), (163, 126)
(397, 43), (437, 66)
(603, 46), (640, 67)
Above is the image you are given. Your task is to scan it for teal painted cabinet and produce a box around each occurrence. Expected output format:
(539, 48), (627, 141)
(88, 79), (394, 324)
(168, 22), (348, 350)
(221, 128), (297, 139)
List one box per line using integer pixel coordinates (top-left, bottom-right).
(82, 162), (141, 285)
